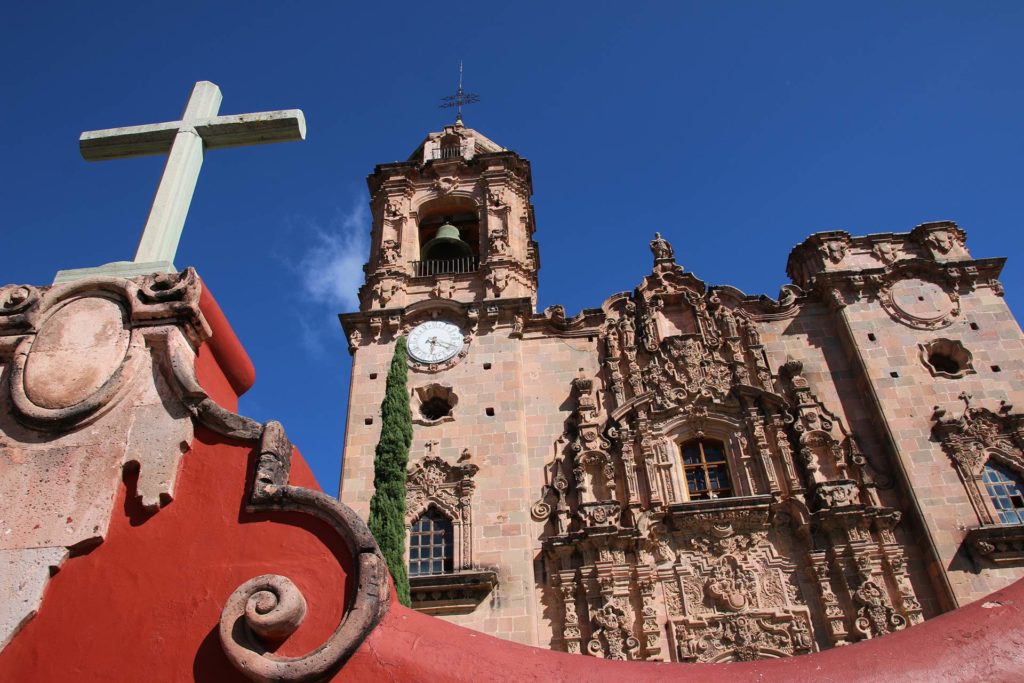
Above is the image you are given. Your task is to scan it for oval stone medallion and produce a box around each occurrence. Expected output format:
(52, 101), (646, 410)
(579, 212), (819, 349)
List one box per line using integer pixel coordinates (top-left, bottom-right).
(886, 279), (957, 328)
(24, 296), (130, 409)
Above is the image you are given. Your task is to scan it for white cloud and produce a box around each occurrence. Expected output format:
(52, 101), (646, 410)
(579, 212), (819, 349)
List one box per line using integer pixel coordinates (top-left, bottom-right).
(296, 201), (370, 312)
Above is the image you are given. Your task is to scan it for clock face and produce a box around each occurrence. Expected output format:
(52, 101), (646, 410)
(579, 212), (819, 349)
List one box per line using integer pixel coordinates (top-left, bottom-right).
(407, 320), (465, 364)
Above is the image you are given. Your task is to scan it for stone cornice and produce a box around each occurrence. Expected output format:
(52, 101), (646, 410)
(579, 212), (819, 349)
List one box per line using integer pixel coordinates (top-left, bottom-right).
(367, 150), (531, 198)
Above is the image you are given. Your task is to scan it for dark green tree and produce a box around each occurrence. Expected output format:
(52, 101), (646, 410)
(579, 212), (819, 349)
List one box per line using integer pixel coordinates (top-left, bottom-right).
(367, 336), (413, 607)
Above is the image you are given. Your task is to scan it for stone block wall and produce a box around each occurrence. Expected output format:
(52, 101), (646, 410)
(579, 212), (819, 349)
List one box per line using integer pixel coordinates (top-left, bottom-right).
(341, 319), (599, 645)
(842, 282), (1024, 604)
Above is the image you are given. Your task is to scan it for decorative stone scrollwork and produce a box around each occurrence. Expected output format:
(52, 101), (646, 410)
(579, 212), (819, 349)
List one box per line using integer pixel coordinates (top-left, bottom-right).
(674, 611), (814, 663)
(434, 176), (457, 195)
(371, 277), (404, 308)
(819, 237), (848, 264)
(0, 284), (39, 315)
(577, 500), (621, 528)
(532, 228), (932, 664)
(872, 240), (898, 264)
(221, 574), (307, 642)
(384, 199), (404, 221)
(812, 480), (861, 510)
(923, 228), (959, 255)
(705, 555), (757, 612)
(852, 580), (907, 639)
(218, 421), (389, 683)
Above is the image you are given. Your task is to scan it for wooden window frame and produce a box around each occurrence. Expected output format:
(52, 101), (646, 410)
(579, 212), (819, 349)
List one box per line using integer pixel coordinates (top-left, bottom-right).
(679, 438), (734, 502)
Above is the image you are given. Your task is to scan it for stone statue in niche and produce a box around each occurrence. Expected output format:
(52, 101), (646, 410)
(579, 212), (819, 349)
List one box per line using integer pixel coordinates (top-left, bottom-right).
(604, 320), (620, 359)
(511, 312), (525, 337)
(379, 239), (400, 266)
(717, 306), (739, 339)
(490, 228), (509, 256)
(739, 315), (761, 347)
(620, 315), (636, 349)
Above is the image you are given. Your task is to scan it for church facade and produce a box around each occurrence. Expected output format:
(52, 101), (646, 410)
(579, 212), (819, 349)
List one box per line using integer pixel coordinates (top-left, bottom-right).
(337, 120), (1024, 662)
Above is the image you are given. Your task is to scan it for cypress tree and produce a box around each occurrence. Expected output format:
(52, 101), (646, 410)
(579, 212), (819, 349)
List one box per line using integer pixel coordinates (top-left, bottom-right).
(367, 336), (413, 607)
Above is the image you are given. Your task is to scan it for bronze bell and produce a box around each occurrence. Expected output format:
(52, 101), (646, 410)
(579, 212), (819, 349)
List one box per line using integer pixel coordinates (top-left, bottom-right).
(421, 221), (473, 261)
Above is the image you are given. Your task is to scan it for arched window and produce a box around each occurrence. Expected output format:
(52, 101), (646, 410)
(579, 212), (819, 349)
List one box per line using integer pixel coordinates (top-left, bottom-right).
(680, 439), (733, 501)
(982, 460), (1024, 525)
(409, 508), (454, 576)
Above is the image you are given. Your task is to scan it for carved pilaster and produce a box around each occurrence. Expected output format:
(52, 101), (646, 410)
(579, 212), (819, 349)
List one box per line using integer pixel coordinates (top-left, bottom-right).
(809, 554), (848, 646)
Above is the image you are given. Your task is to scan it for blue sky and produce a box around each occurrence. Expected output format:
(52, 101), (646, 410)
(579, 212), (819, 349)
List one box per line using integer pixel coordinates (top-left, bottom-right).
(3, 2), (1023, 496)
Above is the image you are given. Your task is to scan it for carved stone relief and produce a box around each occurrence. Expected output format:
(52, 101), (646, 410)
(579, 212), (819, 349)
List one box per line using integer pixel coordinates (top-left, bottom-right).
(406, 449), (480, 571)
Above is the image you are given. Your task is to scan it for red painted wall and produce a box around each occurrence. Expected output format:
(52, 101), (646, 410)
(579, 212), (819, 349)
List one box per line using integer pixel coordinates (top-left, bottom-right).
(0, 288), (348, 681)
(0, 425), (352, 681)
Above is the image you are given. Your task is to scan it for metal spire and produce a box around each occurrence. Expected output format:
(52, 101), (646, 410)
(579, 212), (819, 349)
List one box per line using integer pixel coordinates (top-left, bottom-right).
(439, 61), (480, 125)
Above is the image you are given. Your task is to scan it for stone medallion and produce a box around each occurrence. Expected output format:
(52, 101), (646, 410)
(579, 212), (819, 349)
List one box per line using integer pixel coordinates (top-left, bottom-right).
(23, 296), (130, 409)
(879, 278), (959, 330)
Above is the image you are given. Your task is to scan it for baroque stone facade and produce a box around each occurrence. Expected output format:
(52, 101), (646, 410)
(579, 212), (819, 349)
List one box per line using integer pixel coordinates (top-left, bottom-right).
(338, 120), (1024, 660)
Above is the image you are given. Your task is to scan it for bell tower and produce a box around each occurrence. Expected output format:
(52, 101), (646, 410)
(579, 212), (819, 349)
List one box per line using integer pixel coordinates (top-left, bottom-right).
(359, 119), (538, 311)
(339, 118), (548, 639)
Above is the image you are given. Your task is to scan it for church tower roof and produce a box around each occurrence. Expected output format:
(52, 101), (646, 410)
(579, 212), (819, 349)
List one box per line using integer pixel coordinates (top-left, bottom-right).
(406, 120), (507, 164)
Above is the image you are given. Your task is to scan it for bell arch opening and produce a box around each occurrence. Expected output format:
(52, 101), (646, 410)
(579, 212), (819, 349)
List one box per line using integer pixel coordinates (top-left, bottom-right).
(415, 196), (480, 276)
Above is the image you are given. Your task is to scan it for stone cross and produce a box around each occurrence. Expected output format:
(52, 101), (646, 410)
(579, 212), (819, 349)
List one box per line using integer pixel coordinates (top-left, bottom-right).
(55, 80), (305, 283)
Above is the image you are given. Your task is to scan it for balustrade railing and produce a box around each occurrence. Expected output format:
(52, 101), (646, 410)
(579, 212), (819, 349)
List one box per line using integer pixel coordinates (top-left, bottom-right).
(411, 257), (478, 277)
(431, 145), (467, 160)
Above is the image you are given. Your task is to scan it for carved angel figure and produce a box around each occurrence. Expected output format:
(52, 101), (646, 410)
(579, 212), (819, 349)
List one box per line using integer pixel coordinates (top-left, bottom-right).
(379, 239), (400, 265)
(490, 230), (509, 255)
(620, 316), (636, 349)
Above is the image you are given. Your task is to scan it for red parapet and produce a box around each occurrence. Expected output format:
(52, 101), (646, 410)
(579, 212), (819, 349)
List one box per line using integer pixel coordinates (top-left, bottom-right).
(198, 278), (256, 399)
(343, 579), (1024, 682)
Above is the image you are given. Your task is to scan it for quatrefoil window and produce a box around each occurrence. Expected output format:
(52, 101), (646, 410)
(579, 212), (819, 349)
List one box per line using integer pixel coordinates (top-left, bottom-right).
(919, 338), (974, 379)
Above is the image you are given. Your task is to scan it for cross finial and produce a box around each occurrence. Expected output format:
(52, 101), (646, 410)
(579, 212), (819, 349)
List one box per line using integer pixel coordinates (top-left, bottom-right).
(439, 61), (480, 125)
(54, 80), (305, 283)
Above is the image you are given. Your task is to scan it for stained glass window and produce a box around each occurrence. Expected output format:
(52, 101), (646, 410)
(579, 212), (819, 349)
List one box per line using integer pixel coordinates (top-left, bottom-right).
(409, 508), (454, 576)
(982, 461), (1024, 525)
(680, 439), (733, 501)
